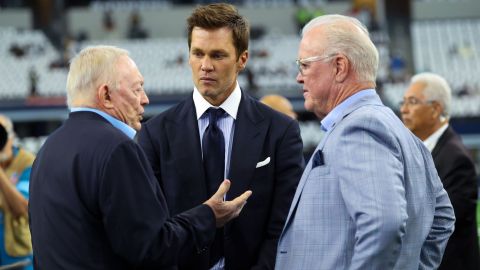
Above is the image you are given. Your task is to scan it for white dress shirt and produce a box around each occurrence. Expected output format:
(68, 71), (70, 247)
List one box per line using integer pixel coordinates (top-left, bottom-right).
(423, 123), (449, 152)
(193, 82), (242, 270)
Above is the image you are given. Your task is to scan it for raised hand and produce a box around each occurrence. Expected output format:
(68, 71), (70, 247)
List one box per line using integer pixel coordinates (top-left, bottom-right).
(204, 179), (252, 227)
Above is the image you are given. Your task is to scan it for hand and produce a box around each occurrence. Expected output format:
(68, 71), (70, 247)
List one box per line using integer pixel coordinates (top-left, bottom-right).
(204, 179), (252, 228)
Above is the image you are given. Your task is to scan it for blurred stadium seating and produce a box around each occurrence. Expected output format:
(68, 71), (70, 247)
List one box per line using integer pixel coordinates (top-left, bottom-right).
(0, 0), (479, 162)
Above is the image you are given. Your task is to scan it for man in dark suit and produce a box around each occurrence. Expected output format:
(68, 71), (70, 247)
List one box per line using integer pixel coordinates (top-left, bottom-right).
(138, 4), (304, 270)
(28, 45), (252, 270)
(401, 72), (480, 270)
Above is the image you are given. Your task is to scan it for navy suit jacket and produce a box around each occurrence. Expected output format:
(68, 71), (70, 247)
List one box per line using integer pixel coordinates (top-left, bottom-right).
(138, 91), (304, 270)
(29, 112), (216, 270)
(434, 126), (480, 270)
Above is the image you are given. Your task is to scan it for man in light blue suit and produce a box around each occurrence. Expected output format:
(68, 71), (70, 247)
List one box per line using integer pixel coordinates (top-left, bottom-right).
(275, 14), (455, 270)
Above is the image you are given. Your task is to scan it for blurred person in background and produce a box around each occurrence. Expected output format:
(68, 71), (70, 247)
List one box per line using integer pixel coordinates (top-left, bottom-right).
(401, 72), (480, 270)
(138, 3), (304, 270)
(260, 94), (297, 119)
(0, 115), (34, 270)
(275, 14), (455, 270)
(28, 45), (251, 270)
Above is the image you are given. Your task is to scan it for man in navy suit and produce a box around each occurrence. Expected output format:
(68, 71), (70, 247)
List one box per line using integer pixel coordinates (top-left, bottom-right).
(28, 45), (252, 270)
(138, 4), (304, 270)
(401, 72), (479, 270)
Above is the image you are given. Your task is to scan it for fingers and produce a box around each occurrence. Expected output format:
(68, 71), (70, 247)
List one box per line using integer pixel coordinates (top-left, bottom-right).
(229, 190), (252, 215)
(212, 179), (231, 200)
(234, 190), (252, 204)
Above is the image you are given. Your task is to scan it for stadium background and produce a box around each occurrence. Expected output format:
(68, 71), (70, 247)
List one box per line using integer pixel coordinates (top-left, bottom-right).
(0, 0), (479, 233)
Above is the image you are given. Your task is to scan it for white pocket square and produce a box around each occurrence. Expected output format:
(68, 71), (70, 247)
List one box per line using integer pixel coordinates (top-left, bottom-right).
(256, 157), (271, 168)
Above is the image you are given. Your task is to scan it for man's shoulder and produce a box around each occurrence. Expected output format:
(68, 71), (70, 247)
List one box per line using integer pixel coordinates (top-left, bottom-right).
(59, 113), (133, 148)
(144, 97), (192, 127)
(436, 128), (472, 159)
(243, 96), (296, 125)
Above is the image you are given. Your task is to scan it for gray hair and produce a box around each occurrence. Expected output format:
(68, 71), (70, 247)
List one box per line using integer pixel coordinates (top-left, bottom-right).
(66, 45), (129, 108)
(302, 14), (379, 82)
(411, 72), (452, 119)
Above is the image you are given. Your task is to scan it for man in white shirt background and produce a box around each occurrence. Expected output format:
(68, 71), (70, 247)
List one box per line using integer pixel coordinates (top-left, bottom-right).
(401, 72), (480, 270)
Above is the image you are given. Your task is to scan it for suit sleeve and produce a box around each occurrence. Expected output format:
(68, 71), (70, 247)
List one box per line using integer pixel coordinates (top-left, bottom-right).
(254, 120), (305, 270)
(335, 118), (408, 270)
(439, 149), (477, 224)
(419, 149), (456, 269)
(99, 140), (216, 268)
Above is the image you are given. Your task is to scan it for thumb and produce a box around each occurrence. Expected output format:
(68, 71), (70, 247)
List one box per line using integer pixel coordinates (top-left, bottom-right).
(212, 179), (231, 200)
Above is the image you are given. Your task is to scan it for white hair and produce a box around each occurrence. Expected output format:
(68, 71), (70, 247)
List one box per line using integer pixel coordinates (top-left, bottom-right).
(66, 45), (129, 108)
(411, 72), (452, 119)
(302, 14), (379, 82)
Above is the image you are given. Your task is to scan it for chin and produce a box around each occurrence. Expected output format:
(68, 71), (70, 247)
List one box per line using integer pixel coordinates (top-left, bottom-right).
(304, 102), (314, 113)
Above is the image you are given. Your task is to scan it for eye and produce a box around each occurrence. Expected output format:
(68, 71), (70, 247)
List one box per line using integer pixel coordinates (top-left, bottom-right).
(192, 51), (203, 58)
(211, 53), (225, 60)
(409, 98), (419, 105)
(133, 87), (143, 95)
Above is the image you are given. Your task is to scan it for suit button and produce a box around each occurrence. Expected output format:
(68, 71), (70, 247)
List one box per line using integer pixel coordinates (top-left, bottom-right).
(197, 247), (208, 254)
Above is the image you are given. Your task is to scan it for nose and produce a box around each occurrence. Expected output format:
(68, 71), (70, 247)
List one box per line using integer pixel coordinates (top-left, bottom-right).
(141, 91), (149, 106)
(201, 57), (213, 72)
(400, 102), (408, 115)
(296, 72), (304, 84)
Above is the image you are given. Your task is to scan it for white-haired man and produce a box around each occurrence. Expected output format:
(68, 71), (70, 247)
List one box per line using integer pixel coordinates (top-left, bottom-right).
(29, 45), (251, 270)
(275, 15), (455, 269)
(401, 72), (479, 270)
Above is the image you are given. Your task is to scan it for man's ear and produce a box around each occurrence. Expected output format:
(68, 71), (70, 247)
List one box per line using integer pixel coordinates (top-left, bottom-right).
(98, 84), (114, 109)
(431, 101), (443, 119)
(237, 50), (249, 71)
(334, 54), (349, 82)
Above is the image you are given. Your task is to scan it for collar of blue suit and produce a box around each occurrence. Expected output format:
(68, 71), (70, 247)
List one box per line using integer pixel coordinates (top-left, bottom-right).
(70, 107), (136, 139)
(321, 89), (377, 132)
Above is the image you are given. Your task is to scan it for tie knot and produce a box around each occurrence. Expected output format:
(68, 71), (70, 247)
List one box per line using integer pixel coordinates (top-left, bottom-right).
(206, 108), (225, 124)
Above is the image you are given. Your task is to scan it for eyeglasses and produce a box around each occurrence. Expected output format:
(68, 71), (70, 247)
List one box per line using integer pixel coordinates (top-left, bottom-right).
(399, 97), (434, 107)
(296, 54), (335, 76)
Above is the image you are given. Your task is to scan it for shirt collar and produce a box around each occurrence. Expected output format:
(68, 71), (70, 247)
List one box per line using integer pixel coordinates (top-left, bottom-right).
(193, 82), (241, 120)
(321, 89), (377, 132)
(423, 123), (449, 152)
(70, 107), (136, 139)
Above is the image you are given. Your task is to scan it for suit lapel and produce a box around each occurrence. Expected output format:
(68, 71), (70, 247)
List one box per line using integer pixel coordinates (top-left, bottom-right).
(431, 126), (453, 159)
(282, 93), (383, 232)
(165, 97), (209, 200)
(228, 93), (268, 200)
(282, 130), (331, 230)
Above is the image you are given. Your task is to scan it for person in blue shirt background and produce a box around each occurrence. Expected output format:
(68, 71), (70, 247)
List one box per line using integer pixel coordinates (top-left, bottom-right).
(0, 114), (34, 270)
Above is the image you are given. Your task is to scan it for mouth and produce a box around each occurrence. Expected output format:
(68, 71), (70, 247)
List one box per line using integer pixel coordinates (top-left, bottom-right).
(200, 76), (216, 83)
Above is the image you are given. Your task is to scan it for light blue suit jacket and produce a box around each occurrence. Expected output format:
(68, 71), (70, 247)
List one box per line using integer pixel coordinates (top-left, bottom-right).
(275, 91), (455, 270)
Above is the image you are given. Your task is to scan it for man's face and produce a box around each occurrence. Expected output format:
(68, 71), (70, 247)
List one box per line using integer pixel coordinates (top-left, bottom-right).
(400, 82), (437, 137)
(109, 55), (149, 131)
(296, 27), (336, 119)
(189, 26), (248, 106)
